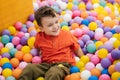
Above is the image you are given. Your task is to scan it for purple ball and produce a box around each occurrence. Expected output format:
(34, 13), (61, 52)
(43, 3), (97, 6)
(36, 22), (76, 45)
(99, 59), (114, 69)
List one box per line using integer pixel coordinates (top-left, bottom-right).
(111, 49), (120, 60)
(104, 27), (111, 33)
(107, 0), (115, 4)
(115, 62), (120, 72)
(29, 30), (37, 37)
(30, 48), (39, 56)
(73, 17), (82, 24)
(20, 36), (28, 45)
(86, 31), (95, 39)
(2, 53), (11, 59)
(86, 40), (94, 46)
(26, 21), (34, 28)
(82, 47), (88, 55)
(86, 16), (95, 22)
(104, 32), (113, 39)
(72, 5), (79, 11)
(21, 27), (27, 33)
(28, 14), (34, 22)
(101, 58), (111, 68)
(104, 43), (113, 52)
(81, 34), (90, 43)
(115, 26), (120, 33)
(86, 2), (93, 10)
(77, 40), (84, 48)
(2, 30), (10, 36)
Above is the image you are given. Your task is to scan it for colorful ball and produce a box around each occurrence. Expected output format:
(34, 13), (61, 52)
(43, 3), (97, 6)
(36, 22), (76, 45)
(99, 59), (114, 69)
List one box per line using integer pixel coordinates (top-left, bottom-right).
(111, 49), (120, 60)
(90, 55), (100, 65)
(14, 21), (22, 30)
(76, 61), (84, 69)
(8, 26), (16, 35)
(99, 74), (111, 80)
(23, 53), (33, 62)
(74, 28), (82, 37)
(1, 52), (11, 59)
(10, 58), (19, 68)
(70, 66), (80, 73)
(85, 62), (95, 70)
(12, 68), (22, 79)
(36, 77), (44, 80)
(21, 46), (30, 54)
(2, 68), (12, 78)
(32, 56), (41, 64)
(101, 58), (111, 68)
(88, 22), (98, 31)
(81, 34), (90, 43)
(5, 43), (14, 49)
(2, 62), (12, 69)
(12, 36), (20, 45)
(15, 51), (24, 61)
(27, 37), (35, 48)
(88, 76), (98, 80)
(97, 48), (108, 59)
(91, 68), (101, 77)
(0, 57), (10, 65)
(81, 19), (90, 26)
(18, 61), (28, 70)
(86, 43), (96, 53)
(80, 56), (89, 64)
(115, 62), (120, 72)
(0, 75), (5, 80)
(1, 35), (10, 44)
(111, 72), (120, 80)
(80, 70), (91, 80)
(6, 76), (16, 80)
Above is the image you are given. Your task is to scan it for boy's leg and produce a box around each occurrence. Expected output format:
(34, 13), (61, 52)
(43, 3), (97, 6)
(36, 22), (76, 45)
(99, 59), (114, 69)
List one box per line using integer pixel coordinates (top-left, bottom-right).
(45, 62), (71, 80)
(18, 63), (50, 80)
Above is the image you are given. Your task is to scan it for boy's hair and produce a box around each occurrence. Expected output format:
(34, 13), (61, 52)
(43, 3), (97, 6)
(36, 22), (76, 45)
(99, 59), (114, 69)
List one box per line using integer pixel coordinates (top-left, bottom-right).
(34, 6), (57, 26)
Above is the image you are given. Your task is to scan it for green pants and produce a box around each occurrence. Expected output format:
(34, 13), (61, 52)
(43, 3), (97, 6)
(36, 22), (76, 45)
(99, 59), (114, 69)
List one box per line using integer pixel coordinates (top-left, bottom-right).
(18, 62), (71, 80)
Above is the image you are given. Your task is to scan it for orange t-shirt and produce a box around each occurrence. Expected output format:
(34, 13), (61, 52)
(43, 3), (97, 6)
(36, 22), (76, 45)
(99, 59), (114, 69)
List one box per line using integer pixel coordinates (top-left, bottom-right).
(34, 30), (80, 65)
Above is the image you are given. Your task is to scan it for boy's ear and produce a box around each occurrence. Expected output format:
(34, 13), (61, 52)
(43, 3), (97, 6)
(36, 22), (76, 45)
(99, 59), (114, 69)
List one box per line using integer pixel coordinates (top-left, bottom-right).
(39, 26), (44, 32)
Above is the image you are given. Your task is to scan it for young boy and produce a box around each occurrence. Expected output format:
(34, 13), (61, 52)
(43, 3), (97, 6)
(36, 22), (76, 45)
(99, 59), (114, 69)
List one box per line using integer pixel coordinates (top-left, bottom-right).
(18, 6), (84, 80)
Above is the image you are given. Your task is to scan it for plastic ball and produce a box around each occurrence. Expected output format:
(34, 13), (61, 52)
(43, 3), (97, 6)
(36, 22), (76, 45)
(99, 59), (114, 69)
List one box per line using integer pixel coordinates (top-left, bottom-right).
(71, 23), (79, 30)
(8, 26), (16, 35)
(12, 68), (22, 79)
(91, 68), (101, 77)
(59, 2), (67, 10)
(2, 62), (12, 69)
(80, 70), (91, 80)
(77, 40), (84, 48)
(70, 66), (80, 73)
(73, 28), (82, 37)
(2, 29), (10, 36)
(63, 13), (71, 22)
(21, 46), (30, 54)
(28, 14), (34, 22)
(6, 76), (16, 80)
(97, 48), (108, 59)
(81, 34), (90, 43)
(16, 32), (25, 38)
(10, 58), (19, 68)
(20, 36), (28, 45)
(86, 2), (93, 10)
(2, 68), (12, 78)
(1, 47), (9, 54)
(26, 21), (34, 28)
(18, 61), (28, 70)
(90, 55), (100, 65)
(5, 43), (14, 49)
(23, 53), (33, 62)
(80, 56), (89, 64)
(113, 40), (120, 48)
(0, 67), (2, 74)
(12, 36), (20, 45)
(86, 43), (96, 53)
(101, 58), (111, 68)
(81, 11), (88, 19)
(30, 48), (39, 56)
(64, 73), (80, 80)
(9, 48), (18, 57)
(1, 35), (10, 44)
(73, 17), (82, 24)
(14, 21), (22, 30)
(85, 62), (95, 70)
(99, 74), (111, 80)
(1, 53), (11, 59)
(36, 77), (44, 80)
(0, 57), (10, 65)
(27, 37), (35, 48)
(104, 32), (113, 39)
(15, 51), (24, 61)
(16, 44), (22, 50)
(111, 72), (120, 80)
(111, 49), (120, 60)
(86, 31), (94, 39)
(29, 30), (37, 37)
(76, 61), (84, 69)
(0, 75), (5, 80)
(115, 26), (120, 33)
(115, 62), (120, 72)
(60, 21), (68, 27)
(0, 42), (4, 50)
(88, 76), (98, 80)
(88, 22), (98, 31)
(81, 19), (90, 26)
(32, 56), (41, 64)
(96, 63), (104, 71)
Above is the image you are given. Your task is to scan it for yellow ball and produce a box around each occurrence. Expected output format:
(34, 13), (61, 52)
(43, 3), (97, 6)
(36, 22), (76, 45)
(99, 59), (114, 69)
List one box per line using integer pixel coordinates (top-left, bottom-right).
(2, 68), (12, 78)
(36, 77), (44, 80)
(1, 47), (9, 54)
(92, 0), (99, 4)
(8, 26), (17, 35)
(78, 3), (86, 10)
(111, 72), (120, 80)
(88, 22), (98, 31)
(98, 48), (108, 59)
(27, 37), (35, 48)
(21, 46), (30, 54)
(67, 2), (73, 10)
(0, 57), (9, 65)
(113, 40), (120, 49)
(76, 61), (84, 69)
(95, 41), (103, 49)
(61, 11), (66, 15)
(80, 56), (89, 64)
(61, 26), (70, 31)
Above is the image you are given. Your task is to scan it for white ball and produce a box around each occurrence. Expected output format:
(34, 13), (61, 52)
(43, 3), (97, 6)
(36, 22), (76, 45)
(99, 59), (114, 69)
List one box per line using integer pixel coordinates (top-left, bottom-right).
(80, 70), (91, 80)
(96, 63), (104, 71)
(24, 33), (30, 38)
(74, 56), (80, 62)
(109, 37), (117, 43)
(95, 28), (104, 34)
(5, 43), (14, 49)
(103, 16), (112, 21)
(93, 3), (100, 9)
(63, 13), (71, 22)
(59, 2), (67, 10)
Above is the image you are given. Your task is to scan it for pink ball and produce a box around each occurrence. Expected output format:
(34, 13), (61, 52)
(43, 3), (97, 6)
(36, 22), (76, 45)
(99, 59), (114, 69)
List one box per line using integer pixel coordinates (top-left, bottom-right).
(107, 53), (114, 62)
(0, 42), (4, 50)
(72, 10), (81, 18)
(32, 56), (41, 64)
(94, 33), (103, 40)
(14, 21), (22, 30)
(99, 74), (111, 80)
(16, 32), (25, 38)
(16, 44), (22, 50)
(90, 55), (100, 65)
(12, 36), (20, 45)
(0, 67), (2, 74)
(0, 76), (5, 80)
(18, 61), (28, 70)
(74, 28), (83, 37)
(82, 26), (89, 34)
(85, 62), (95, 70)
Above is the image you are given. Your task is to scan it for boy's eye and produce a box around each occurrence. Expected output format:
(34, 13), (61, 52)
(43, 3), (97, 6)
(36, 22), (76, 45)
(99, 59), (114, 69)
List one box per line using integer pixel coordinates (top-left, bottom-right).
(48, 24), (53, 27)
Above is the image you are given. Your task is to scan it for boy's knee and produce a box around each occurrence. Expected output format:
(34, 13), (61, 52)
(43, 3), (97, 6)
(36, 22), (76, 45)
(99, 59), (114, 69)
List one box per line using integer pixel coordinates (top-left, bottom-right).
(25, 63), (34, 70)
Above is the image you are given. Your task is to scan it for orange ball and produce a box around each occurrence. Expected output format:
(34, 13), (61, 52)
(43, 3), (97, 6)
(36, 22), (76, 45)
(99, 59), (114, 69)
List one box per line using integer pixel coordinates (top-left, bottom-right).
(64, 73), (80, 80)
(97, 14), (105, 21)
(80, 11), (88, 19)
(64, 75), (71, 80)
(12, 68), (22, 79)
(10, 58), (19, 68)
(28, 27), (36, 33)
(104, 20), (116, 28)
(100, 37), (108, 43)
(71, 23), (79, 30)
(15, 51), (24, 61)
(90, 68), (101, 77)
(23, 53), (33, 62)
(108, 65), (116, 75)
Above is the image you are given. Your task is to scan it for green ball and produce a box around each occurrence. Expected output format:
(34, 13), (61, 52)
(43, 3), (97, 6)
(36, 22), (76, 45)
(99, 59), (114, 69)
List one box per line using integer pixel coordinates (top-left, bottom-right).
(86, 43), (96, 53)
(1, 35), (10, 44)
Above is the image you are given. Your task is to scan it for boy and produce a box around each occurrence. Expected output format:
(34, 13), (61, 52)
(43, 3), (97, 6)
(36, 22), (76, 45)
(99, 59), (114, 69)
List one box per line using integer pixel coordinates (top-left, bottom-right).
(18, 6), (84, 80)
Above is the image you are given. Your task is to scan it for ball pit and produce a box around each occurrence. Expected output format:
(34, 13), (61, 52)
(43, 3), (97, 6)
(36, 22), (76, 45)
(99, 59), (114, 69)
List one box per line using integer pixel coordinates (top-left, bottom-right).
(0, 0), (120, 80)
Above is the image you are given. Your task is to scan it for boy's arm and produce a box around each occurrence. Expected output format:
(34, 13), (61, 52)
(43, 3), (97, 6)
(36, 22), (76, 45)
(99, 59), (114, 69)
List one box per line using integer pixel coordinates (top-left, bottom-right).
(75, 47), (84, 58)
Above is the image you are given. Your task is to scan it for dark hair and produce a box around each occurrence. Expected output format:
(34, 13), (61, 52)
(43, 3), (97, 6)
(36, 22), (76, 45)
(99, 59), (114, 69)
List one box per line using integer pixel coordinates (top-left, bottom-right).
(34, 6), (57, 26)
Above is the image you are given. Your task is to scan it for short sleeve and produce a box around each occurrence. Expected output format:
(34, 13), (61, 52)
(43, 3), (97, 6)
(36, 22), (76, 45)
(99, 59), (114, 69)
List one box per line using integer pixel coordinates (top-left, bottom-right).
(70, 33), (80, 51)
(34, 33), (39, 48)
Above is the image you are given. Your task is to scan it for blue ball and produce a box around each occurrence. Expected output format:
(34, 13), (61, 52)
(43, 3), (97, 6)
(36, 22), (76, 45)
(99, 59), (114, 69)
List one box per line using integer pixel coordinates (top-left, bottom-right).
(60, 21), (68, 27)
(2, 62), (12, 69)
(81, 19), (90, 26)
(70, 66), (80, 73)
(101, 69), (109, 74)
(1, 35), (10, 44)
(6, 76), (16, 80)
(88, 76), (98, 80)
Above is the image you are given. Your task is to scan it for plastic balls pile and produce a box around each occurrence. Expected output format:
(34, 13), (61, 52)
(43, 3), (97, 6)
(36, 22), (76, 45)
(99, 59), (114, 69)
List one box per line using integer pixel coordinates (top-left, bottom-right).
(0, 0), (120, 80)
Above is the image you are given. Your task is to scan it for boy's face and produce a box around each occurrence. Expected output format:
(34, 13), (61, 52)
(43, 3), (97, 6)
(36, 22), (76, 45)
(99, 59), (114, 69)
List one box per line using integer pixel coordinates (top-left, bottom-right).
(40, 15), (60, 36)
